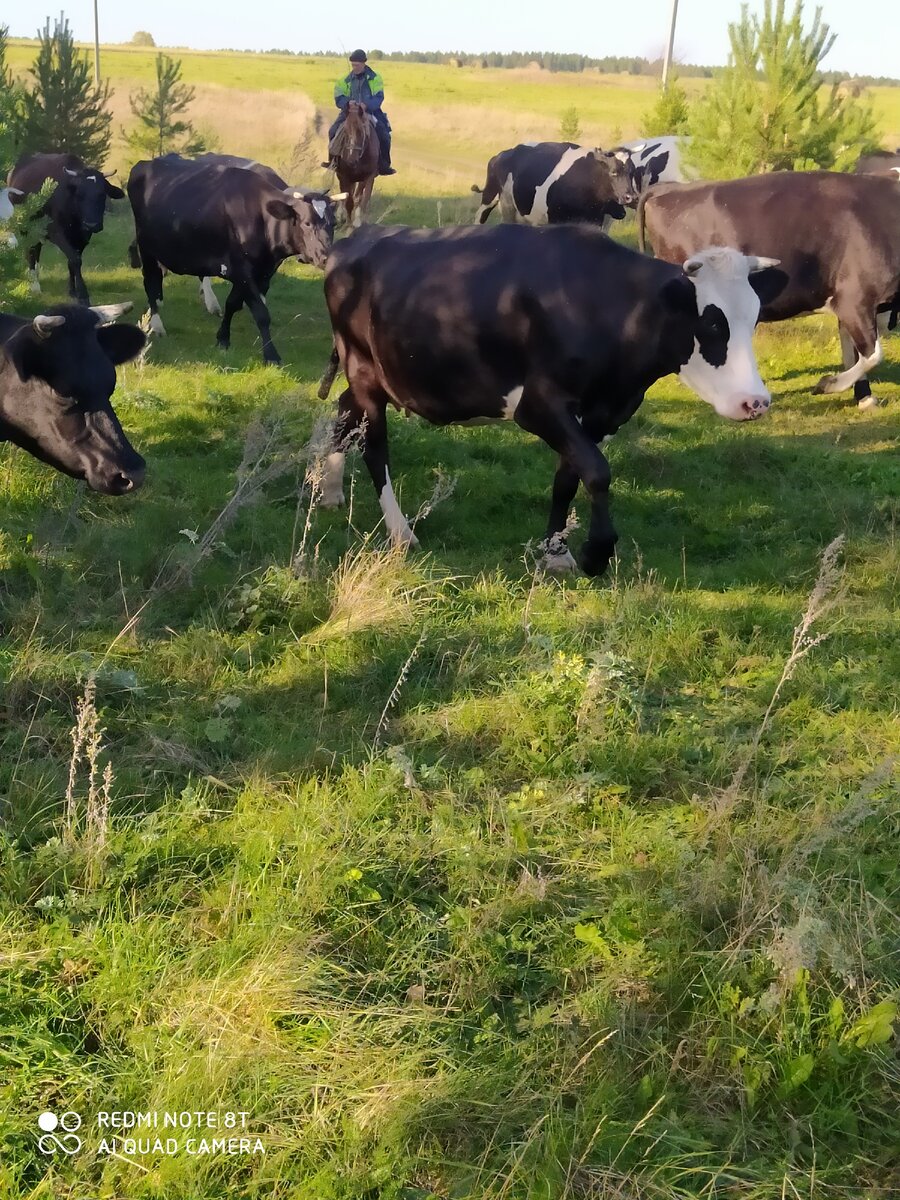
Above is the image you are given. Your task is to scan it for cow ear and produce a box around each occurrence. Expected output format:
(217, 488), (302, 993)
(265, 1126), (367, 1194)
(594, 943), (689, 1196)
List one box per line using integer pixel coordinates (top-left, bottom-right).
(4, 334), (36, 382)
(660, 275), (698, 316)
(96, 323), (146, 365)
(104, 180), (125, 199)
(266, 198), (296, 222)
(747, 266), (788, 307)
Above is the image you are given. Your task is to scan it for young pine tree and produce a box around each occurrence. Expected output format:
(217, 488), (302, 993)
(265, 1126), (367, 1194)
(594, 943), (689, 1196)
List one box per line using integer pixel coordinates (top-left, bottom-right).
(559, 107), (582, 143)
(640, 79), (691, 138)
(124, 54), (206, 159)
(18, 16), (112, 164)
(687, 0), (877, 178)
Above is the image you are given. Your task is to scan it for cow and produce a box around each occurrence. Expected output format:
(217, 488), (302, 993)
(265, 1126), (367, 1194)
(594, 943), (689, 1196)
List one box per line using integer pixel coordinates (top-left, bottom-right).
(471, 142), (636, 228)
(0, 302), (147, 493)
(131, 153), (293, 318)
(7, 153), (125, 304)
(127, 155), (340, 364)
(855, 148), (900, 179)
(612, 136), (691, 196)
(639, 171), (900, 409)
(317, 223), (778, 576)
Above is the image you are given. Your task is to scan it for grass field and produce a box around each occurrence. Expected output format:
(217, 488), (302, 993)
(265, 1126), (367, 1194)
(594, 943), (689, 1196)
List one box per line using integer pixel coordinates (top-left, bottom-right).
(2, 42), (900, 1200)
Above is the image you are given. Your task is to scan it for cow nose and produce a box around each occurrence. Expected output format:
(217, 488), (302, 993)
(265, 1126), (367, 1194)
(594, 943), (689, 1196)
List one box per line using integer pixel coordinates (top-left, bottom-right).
(739, 395), (771, 419)
(109, 461), (146, 493)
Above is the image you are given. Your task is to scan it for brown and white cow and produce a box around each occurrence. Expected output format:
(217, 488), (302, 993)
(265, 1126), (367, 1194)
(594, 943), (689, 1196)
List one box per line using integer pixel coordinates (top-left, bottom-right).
(639, 171), (900, 409)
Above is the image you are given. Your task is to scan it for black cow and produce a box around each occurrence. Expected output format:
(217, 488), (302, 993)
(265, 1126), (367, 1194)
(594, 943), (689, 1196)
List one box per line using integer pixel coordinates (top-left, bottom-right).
(318, 224), (777, 576)
(0, 303), (146, 492)
(855, 148), (900, 179)
(639, 171), (900, 409)
(127, 155), (339, 364)
(8, 153), (125, 304)
(471, 142), (636, 228)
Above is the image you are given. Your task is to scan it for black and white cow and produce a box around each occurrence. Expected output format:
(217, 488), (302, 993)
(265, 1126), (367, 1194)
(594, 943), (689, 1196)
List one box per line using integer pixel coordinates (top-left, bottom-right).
(127, 155), (340, 364)
(317, 223), (777, 575)
(612, 137), (691, 197)
(8, 153), (125, 304)
(471, 142), (636, 228)
(639, 171), (900, 408)
(1, 302), (146, 492)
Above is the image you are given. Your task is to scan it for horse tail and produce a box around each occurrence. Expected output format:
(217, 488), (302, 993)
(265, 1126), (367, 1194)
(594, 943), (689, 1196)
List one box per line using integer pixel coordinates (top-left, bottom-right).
(317, 344), (341, 400)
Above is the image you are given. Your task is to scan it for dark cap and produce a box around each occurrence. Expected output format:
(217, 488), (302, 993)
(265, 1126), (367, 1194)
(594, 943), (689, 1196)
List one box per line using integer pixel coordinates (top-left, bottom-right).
(348, 49), (367, 63)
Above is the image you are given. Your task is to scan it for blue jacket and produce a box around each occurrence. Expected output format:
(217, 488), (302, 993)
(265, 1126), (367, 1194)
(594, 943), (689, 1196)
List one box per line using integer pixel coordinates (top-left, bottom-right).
(334, 65), (385, 115)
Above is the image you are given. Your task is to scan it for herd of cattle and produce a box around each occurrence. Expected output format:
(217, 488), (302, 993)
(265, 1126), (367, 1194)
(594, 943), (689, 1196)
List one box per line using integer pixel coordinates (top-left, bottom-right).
(0, 135), (898, 574)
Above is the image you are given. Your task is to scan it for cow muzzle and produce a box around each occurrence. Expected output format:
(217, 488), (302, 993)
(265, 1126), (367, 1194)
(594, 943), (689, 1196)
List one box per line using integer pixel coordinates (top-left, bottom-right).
(736, 394), (771, 420)
(89, 457), (147, 495)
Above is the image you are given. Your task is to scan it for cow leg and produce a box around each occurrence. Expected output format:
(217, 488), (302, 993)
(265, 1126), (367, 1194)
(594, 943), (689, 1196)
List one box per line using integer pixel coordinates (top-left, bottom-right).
(337, 380), (417, 547)
(244, 286), (281, 366)
(515, 389), (616, 577)
(27, 244), (42, 294)
(539, 459), (580, 572)
(199, 277), (222, 316)
(813, 309), (882, 404)
(215, 284), (245, 352)
(67, 251), (89, 304)
(139, 248), (166, 335)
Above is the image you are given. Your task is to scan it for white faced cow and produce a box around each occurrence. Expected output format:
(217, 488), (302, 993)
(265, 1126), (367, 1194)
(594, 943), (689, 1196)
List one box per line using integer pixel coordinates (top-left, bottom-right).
(471, 142), (636, 229)
(318, 223), (777, 576)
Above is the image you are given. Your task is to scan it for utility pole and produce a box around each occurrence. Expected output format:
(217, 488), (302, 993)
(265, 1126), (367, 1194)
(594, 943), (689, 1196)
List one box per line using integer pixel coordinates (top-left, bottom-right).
(661, 0), (679, 89)
(93, 0), (101, 84)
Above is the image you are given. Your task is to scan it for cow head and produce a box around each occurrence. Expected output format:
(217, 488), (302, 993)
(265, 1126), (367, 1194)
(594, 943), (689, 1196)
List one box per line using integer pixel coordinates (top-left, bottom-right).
(662, 246), (780, 421)
(594, 149), (638, 208)
(0, 303), (147, 492)
(266, 190), (342, 269)
(61, 166), (124, 235)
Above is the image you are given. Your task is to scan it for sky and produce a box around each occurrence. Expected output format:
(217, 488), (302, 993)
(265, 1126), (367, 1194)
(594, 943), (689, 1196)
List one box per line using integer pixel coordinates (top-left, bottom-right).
(6, 0), (898, 78)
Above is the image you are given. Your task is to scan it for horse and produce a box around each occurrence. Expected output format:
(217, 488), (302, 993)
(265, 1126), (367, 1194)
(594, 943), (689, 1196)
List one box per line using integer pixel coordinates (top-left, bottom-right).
(330, 101), (380, 227)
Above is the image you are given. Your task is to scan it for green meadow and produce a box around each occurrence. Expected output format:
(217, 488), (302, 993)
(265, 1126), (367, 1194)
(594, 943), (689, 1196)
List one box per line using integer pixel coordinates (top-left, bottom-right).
(1, 42), (900, 1200)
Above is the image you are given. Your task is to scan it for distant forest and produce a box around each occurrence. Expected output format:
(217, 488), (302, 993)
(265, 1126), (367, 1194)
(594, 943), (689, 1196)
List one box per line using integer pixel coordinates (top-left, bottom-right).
(257, 47), (899, 86)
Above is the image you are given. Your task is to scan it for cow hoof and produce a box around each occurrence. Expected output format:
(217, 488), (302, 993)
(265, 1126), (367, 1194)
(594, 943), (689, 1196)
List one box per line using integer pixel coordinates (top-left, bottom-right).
(263, 355), (283, 368)
(29, 280), (41, 295)
(149, 313), (167, 336)
(319, 491), (345, 510)
(857, 395), (878, 411)
(812, 375), (839, 395)
(579, 543), (615, 578)
(537, 536), (579, 574)
(216, 338), (229, 352)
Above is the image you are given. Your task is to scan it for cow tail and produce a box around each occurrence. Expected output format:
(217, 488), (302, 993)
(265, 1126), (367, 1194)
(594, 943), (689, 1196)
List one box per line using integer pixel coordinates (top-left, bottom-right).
(636, 191), (651, 255)
(317, 344), (341, 400)
(470, 182), (482, 194)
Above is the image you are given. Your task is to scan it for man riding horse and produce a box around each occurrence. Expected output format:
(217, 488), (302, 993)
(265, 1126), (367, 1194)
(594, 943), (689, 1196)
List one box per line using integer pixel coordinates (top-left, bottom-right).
(325, 49), (396, 176)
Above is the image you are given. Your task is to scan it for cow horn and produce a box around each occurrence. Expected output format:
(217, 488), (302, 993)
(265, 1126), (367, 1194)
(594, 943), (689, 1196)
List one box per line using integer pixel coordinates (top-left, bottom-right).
(103, 168), (118, 179)
(747, 255), (781, 272)
(329, 192), (349, 202)
(65, 167), (79, 176)
(683, 258), (704, 276)
(33, 314), (66, 338)
(89, 302), (134, 324)
(8, 187), (25, 197)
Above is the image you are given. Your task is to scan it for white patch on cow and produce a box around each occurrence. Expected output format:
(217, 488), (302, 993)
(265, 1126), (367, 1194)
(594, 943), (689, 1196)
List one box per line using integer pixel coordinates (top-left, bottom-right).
(319, 451), (346, 508)
(502, 385), (523, 418)
(149, 312), (167, 336)
(28, 266), (41, 294)
(199, 277), (221, 315)
(379, 467), (418, 547)
(498, 172), (518, 223)
(892, 167), (900, 180)
(220, 263), (229, 276)
(0, 187), (14, 221)
(522, 140), (538, 147)
(87, 174), (97, 181)
(527, 145), (593, 226)
(817, 339), (883, 394)
(677, 246), (773, 422)
(312, 199), (327, 219)
(622, 136), (693, 188)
